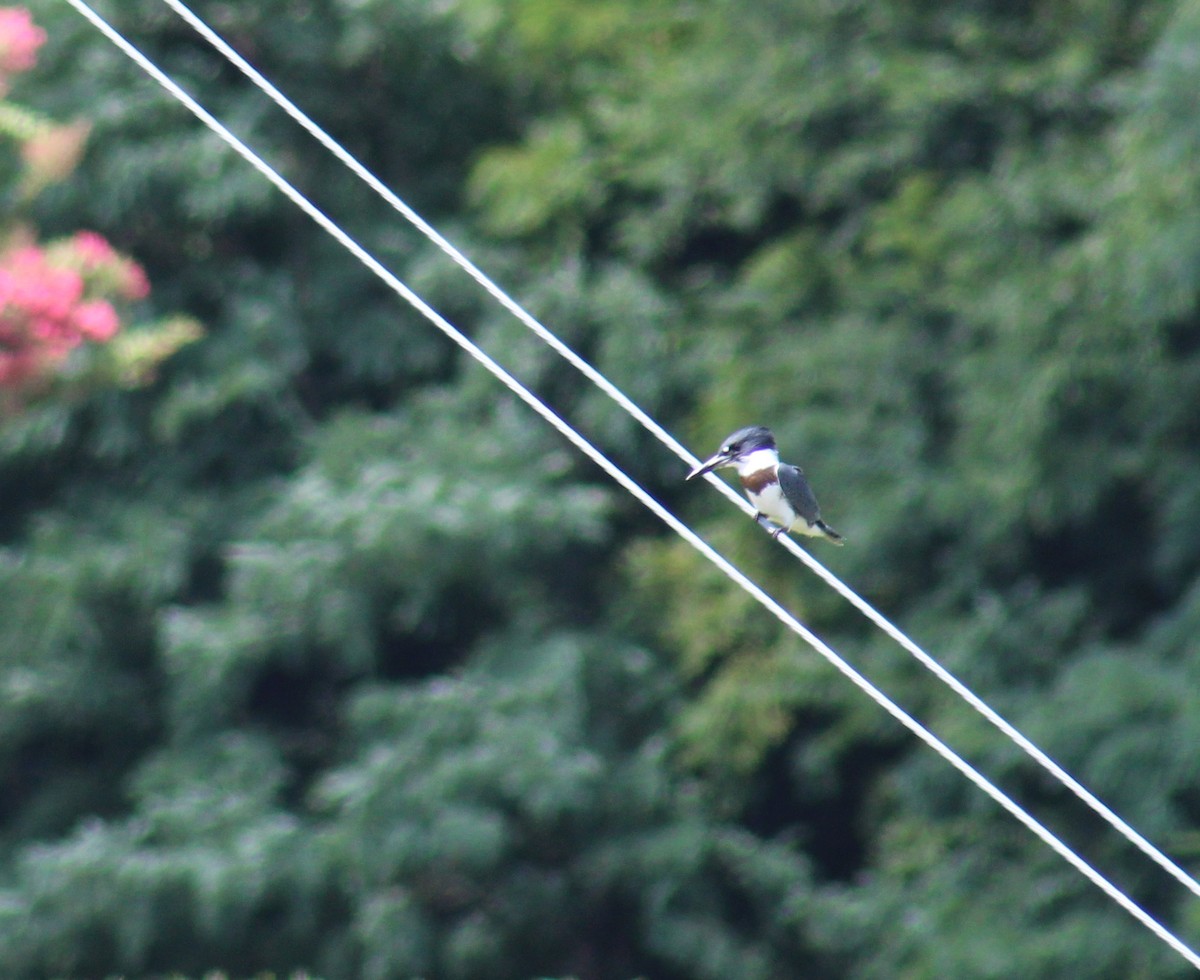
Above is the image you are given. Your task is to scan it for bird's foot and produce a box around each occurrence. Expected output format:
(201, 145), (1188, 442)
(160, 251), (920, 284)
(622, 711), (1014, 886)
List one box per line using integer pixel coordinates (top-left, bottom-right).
(755, 513), (786, 539)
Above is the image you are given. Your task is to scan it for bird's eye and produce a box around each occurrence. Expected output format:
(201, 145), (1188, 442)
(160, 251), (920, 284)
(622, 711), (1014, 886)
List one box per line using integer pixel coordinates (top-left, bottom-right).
(722, 445), (733, 454)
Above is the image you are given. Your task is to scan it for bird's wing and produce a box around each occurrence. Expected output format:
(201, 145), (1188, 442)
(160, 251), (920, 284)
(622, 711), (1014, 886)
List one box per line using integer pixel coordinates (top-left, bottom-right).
(777, 464), (821, 524)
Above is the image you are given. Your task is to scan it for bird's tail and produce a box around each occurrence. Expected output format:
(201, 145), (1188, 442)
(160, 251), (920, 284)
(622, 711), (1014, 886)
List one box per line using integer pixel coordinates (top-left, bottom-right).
(815, 520), (845, 546)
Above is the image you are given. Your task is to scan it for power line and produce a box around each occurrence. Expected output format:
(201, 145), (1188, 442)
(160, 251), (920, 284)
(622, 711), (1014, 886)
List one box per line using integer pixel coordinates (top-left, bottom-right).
(152, 0), (1200, 907)
(62, 0), (1200, 969)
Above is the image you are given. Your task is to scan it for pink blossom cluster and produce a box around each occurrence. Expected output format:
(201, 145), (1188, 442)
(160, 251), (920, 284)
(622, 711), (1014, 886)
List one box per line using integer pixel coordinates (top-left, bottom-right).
(0, 7), (44, 93)
(49, 230), (151, 301)
(0, 233), (151, 388)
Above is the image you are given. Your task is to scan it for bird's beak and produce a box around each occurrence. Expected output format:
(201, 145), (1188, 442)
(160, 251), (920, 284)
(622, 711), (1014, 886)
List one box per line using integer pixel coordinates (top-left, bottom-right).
(686, 452), (730, 481)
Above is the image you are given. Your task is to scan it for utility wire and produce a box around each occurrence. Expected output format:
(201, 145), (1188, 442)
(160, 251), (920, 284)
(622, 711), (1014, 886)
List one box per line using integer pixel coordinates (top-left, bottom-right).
(152, 0), (1200, 906)
(63, 1), (1200, 969)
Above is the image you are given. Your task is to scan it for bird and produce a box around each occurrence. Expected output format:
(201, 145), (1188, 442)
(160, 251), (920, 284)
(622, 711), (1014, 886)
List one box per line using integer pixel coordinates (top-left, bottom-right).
(686, 425), (844, 545)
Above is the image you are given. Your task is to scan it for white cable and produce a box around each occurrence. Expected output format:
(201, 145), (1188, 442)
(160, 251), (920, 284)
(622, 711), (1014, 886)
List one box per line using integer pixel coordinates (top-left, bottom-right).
(152, 0), (1200, 907)
(155, 0), (699, 465)
(63, 1), (1200, 969)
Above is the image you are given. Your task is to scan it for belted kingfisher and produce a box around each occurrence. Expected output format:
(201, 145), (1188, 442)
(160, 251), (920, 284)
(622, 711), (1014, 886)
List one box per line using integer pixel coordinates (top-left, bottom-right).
(686, 425), (844, 545)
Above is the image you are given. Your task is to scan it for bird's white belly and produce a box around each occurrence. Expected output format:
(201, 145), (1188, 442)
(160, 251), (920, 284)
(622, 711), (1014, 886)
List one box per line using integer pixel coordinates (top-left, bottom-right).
(748, 482), (797, 529)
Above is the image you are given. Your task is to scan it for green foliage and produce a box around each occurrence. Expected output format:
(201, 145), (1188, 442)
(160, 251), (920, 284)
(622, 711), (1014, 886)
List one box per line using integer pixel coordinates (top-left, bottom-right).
(5, 0), (1200, 977)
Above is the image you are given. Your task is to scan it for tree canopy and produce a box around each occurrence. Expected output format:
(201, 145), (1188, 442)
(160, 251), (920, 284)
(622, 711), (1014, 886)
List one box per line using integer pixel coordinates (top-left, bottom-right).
(3, 0), (1200, 976)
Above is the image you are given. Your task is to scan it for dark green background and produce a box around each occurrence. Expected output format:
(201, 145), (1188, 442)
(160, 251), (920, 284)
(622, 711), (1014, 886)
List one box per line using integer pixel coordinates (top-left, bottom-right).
(4, 0), (1200, 976)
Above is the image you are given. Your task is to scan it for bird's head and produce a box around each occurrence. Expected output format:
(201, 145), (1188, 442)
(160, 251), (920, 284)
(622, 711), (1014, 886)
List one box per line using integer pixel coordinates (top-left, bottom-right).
(686, 425), (777, 480)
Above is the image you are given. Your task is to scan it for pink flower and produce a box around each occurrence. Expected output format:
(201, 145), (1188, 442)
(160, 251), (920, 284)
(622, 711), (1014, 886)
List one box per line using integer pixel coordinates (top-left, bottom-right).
(71, 230), (116, 267)
(31, 315), (66, 341)
(0, 230), (156, 396)
(71, 299), (119, 341)
(0, 8), (45, 75)
(120, 261), (150, 300)
(51, 232), (152, 301)
(4, 250), (83, 322)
